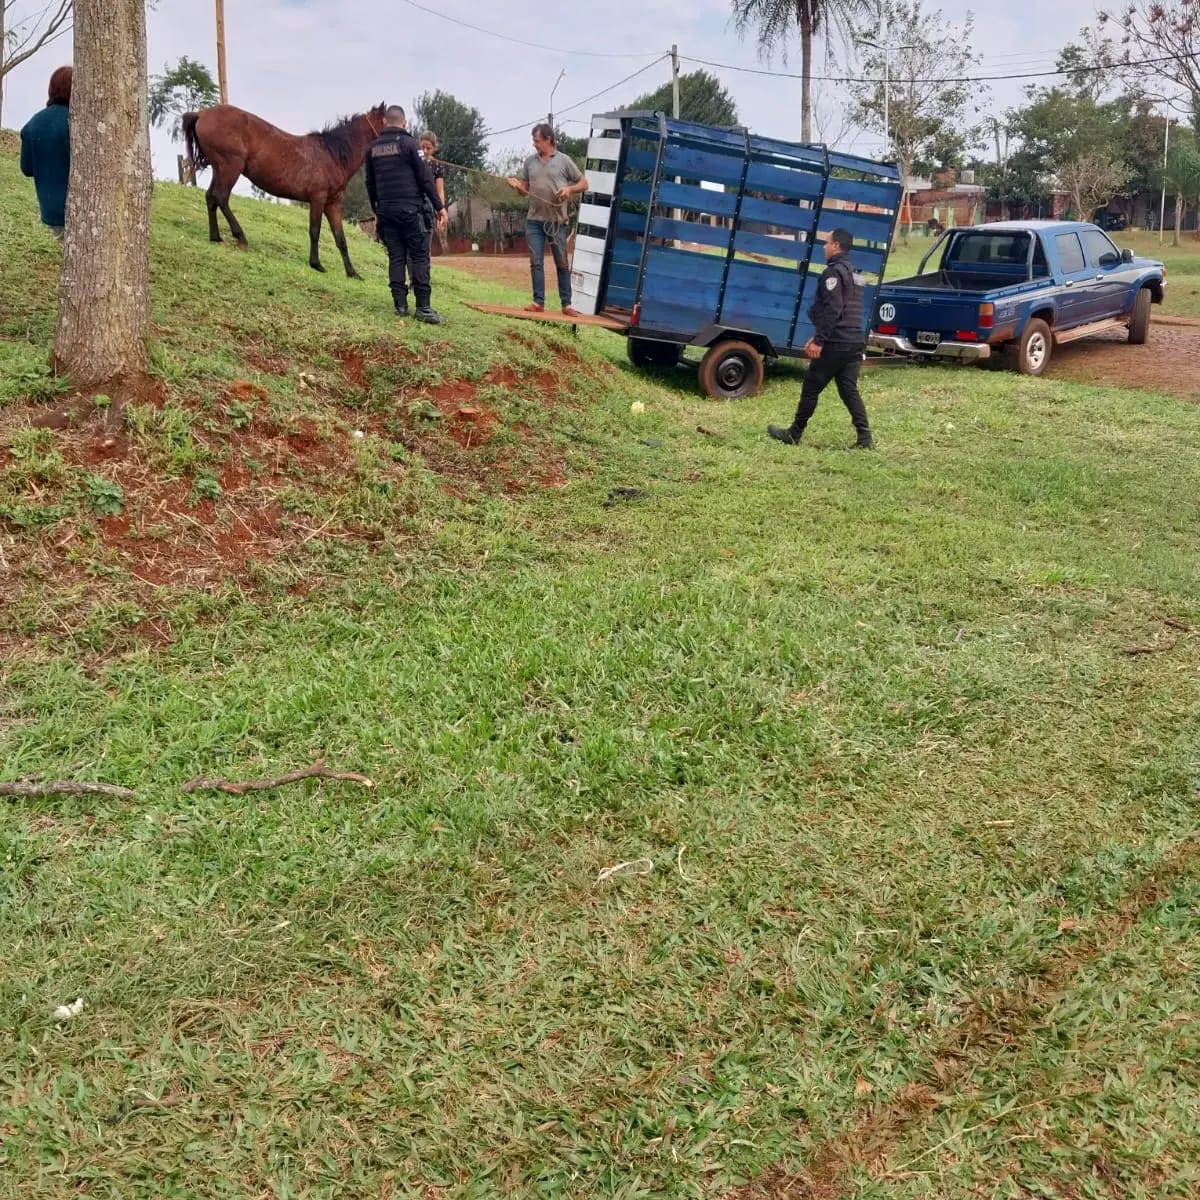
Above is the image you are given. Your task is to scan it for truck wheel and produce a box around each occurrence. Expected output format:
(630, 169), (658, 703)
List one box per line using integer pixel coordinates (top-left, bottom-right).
(1016, 319), (1052, 376)
(627, 337), (682, 368)
(1128, 287), (1152, 344)
(698, 340), (764, 400)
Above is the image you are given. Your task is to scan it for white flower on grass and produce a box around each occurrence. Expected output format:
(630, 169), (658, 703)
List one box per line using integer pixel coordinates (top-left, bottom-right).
(53, 998), (85, 1021)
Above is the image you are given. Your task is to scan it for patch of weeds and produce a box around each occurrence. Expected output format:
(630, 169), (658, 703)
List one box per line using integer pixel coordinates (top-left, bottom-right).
(0, 343), (70, 406)
(189, 471), (222, 505)
(6, 427), (66, 483)
(79, 474), (124, 517)
(126, 402), (211, 476)
(225, 398), (256, 429)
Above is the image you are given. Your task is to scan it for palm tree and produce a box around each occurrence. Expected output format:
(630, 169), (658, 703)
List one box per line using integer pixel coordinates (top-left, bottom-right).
(730, 0), (876, 141)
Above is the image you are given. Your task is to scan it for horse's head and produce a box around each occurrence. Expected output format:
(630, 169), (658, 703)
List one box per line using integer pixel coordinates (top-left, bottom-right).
(365, 102), (387, 138)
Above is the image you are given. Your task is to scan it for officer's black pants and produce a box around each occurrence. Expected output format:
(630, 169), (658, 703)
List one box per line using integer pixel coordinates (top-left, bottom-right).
(793, 344), (870, 436)
(377, 211), (431, 309)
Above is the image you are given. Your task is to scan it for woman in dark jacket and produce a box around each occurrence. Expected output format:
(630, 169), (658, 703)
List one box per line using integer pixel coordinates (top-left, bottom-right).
(20, 65), (73, 240)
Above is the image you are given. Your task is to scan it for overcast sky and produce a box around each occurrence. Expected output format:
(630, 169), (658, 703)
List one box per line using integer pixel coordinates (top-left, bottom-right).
(2, 0), (1130, 185)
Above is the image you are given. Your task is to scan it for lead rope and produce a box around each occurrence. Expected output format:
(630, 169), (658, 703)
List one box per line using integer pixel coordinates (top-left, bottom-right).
(432, 157), (580, 240)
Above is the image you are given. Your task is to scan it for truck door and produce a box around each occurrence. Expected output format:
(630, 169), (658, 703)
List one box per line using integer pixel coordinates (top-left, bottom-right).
(1078, 227), (1130, 321)
(1051, 231), (1093, 329)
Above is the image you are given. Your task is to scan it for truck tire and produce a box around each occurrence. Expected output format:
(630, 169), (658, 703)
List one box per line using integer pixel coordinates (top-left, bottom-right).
(627, 337), (682, 369)
(1128, 287), (1152, 344)
(1016, 319), (1052, 376)
(698, 340), (764, 400)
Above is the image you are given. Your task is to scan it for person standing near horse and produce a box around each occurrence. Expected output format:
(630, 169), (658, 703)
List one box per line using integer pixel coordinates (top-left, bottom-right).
(506, 125), (588, 316)
(20, 66), (73, 242)
(418, 130), (446, 253)
(365, 106), (447, 323)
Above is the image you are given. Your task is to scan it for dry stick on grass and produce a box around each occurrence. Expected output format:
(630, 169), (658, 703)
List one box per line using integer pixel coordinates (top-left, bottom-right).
(1121, 636), (1178, 656)
(180, 758), (375, 795)
(0, 780), (137, 800)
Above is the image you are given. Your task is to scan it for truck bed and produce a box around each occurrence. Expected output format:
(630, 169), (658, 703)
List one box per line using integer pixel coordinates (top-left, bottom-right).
(885, 270), (1044, 296)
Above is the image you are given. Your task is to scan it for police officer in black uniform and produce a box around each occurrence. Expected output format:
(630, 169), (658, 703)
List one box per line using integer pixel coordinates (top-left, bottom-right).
(365, 105), (447, 324)
(768, 227), (874, 449)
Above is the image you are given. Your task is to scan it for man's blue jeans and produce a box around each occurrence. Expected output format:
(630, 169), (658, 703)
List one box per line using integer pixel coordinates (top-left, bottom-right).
(526, 219), (572, 307)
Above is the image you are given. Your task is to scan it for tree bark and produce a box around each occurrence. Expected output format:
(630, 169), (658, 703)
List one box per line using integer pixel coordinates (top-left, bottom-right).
(1173, 190), (1183, 248)
(51, 0), (151, 392)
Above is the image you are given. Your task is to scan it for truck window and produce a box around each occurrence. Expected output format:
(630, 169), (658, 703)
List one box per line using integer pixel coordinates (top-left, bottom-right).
(942, 232), (1047, 275)
(1080, 228), (1121, 268)
(1055, 233), (1086, 273)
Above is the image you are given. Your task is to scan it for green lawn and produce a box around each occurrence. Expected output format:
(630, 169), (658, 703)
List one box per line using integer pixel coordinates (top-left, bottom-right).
(2, 151), (1200, 1199)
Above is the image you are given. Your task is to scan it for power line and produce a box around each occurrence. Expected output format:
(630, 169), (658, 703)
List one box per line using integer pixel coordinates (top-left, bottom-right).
(483, 54), (670, 139)
(394, 0), (663, 59)
(679, 49), (1200, 86)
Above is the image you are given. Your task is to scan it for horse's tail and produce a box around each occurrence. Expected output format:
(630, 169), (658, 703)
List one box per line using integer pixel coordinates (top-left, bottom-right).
(182, 112), (209, 173)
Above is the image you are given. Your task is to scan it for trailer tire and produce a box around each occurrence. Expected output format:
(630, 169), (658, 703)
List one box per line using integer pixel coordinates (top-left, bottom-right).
(627, 337), (683, 369)
(1015, 319), (1052, 376)
(698, 340), (764, 400)
(1128, 287), (1151, 344)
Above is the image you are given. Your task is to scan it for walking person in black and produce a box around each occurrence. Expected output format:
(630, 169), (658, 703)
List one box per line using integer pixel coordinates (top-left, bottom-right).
(365, 106), (447, 323)
(768, 227), (874, 450)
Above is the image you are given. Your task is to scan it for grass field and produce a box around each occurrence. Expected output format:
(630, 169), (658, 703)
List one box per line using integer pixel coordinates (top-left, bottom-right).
(2, 151), (1200, 1199)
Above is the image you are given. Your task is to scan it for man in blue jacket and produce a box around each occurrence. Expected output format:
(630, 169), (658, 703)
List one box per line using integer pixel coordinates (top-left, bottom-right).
(20, 66), (73, 240)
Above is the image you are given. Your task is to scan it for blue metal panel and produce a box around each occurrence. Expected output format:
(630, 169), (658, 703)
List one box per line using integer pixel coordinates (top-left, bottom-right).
(619, 181), (653, 205)
(744, 161), (825, 200)
(851, 246), (887, 276)
(815, 209), (895, 246)
(638, 299), (718, 334)
(725, 261), (803, 307)
(624, 148), (660, 174)
(732, 230), (808, 263)
(740, 195), (817, 233)
(662, 145), (746, 188)
(657, 181), (738, 219)
(644, 247), (727, 284)
(610, 238), (643, 265)
(616, 209), (650, 235)
(823, 176), (902, 209)
(649, 216), (732, 250)
(748, 137), (828, 168)
(827, 151), (900, 180)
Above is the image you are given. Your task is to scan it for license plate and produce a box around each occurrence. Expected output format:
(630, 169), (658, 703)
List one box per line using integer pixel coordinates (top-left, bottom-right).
(916, 330), (940, 346)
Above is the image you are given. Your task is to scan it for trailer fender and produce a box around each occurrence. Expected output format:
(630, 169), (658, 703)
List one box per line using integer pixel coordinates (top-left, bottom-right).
(689, 324), (778, 359)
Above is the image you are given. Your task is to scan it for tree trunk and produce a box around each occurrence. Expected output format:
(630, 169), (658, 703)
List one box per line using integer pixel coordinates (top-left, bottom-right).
(0, 3), (6, 132)
(1173, 191), (1183, 248)
(52, 0), (152, 392)
(799, 8), (813, 142)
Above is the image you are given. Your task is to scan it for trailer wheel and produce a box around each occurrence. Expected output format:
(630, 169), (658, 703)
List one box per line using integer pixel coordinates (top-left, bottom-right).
(698, 340), (764, 400)
(1128, 287), (1151, 344)
(1015, 319), (1052, 376)
(627, 337), (682, 368)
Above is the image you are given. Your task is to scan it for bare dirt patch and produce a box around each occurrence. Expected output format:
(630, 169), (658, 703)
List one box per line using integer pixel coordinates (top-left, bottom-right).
(1049, 318), (1200, 400)
(438, 253), (533, 292)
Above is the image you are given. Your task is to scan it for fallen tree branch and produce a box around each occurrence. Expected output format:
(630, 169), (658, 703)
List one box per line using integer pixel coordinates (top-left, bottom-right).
(0, 780), (137, 800)
(1121, 637), (1177, 657)
(181, 759), (375, 795)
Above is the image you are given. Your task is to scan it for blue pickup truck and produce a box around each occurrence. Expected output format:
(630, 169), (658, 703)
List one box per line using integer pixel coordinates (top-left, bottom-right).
(868, 220), (1167, 375)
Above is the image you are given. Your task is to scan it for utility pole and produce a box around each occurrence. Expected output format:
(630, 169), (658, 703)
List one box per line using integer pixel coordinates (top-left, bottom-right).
(548, 67), (565, 130)
(671, 44), (680, 119)
(215, 0), (229, 104)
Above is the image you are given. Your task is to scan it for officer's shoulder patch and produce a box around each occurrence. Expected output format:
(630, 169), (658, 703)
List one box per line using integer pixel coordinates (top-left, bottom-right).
(824, 275), (838, 291)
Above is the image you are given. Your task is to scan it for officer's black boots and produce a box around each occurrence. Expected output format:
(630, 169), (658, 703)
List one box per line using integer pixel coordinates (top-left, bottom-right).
(414, 307), (444, 325)
(854, 431), (875, 450)
(767, 423), (802, 445)
(395, 301), (409, 318)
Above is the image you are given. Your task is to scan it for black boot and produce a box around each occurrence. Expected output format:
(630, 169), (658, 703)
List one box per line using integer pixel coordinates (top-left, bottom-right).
(414, 306), (444, 325)
(767, 423), (802, 445)
(853, 431), (875, 449)
(394, 299), (409, 318)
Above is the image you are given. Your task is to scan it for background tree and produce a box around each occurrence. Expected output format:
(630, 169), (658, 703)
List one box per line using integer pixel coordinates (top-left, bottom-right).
(846, 0), (986, 237)
(148, 55), (218, 185)
(1159, 137), (1200, 244)
(730, 0), (872, 141)
(0, 0), (72, 130)
(473, 148), (530, 250)
(1055, 152), (1132, 220)
(52, 0), (151, 399)
(411, 89), (487, 209)
(554, 127), (587, 167)
(627, 69), (740, 127)
(1100, 0), (1200, 133)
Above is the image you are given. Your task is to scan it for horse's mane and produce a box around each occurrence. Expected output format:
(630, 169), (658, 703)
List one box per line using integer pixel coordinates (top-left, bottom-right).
(317, 114), (365, 165)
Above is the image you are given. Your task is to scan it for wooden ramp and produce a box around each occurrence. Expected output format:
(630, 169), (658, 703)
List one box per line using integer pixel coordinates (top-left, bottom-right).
(465, 302), (628, 331)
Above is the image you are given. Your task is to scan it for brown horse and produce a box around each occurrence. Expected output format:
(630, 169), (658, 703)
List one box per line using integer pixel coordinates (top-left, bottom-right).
(181, 102), (386, 277)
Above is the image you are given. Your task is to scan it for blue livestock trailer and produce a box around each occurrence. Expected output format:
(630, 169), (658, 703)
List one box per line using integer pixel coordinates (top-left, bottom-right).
(475, 112), (903, 400)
